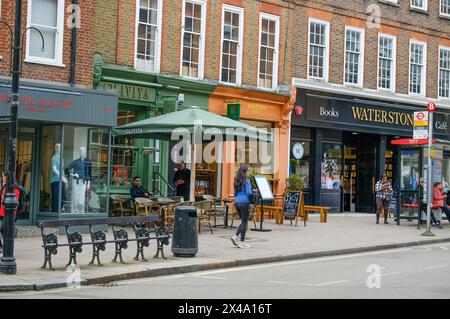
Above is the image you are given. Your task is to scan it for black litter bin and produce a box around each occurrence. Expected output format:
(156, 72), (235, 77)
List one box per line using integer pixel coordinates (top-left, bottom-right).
(171, 206), (198, 257)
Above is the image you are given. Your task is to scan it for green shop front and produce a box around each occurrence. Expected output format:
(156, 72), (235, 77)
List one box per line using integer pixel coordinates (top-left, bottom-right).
(94, 59), (216, 199)
(0, 79), (118, 226)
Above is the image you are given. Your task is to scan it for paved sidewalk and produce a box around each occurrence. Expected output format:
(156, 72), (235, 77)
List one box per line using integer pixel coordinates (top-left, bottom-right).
(1, 214), (450, 291)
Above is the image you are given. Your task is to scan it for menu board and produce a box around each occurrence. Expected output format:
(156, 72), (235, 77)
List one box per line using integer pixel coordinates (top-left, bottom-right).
(253, 176), (274, 201)
(283, 191), (301, 217)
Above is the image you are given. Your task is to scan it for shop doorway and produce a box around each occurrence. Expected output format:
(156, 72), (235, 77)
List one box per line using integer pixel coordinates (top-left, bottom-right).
(0, 134), (35, 224)
(343, 133), (377, 213)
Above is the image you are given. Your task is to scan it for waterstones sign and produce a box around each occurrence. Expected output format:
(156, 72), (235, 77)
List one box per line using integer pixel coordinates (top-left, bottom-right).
(301, 94), (450, 137)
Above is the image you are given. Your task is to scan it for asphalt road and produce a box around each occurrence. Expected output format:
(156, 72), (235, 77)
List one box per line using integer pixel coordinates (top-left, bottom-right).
(3, 243), (450, 299)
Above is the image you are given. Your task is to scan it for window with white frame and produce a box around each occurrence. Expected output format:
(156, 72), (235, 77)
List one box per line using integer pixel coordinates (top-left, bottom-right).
(181, 0), (206, 79)
(441, 0), (450, 16)
(439, 47), (450, 99)
(220, 5), (243, 85)
(411, 0), (427, 10)
(308, 19), (329, 80)
(378, 34), (396, 91)
(135, 0), (162, 73)
(26, 0), (65, 65)
(258, 13), (279, 90)
(344, 27), (364, 86)
(409, 41), (426, 96)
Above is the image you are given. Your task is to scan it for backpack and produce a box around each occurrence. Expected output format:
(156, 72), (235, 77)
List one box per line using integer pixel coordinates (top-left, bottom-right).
(14, 183), (27, 214)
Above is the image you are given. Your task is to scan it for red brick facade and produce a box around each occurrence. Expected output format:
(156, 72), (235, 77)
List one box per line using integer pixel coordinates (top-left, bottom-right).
(0, 0), (96, 88)
(291, 0), (450, 100)
(96, 0), (294, 89)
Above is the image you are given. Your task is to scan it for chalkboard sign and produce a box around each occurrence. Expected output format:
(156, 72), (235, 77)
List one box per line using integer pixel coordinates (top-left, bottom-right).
(388, 196), (397, 214)
(283, 191), (302, 217)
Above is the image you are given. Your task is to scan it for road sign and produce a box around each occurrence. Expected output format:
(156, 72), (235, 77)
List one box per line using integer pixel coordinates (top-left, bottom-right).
(427, 102), (437, 113)
(413, 111), (429, 127)
(391, 138), (437, 145)
(413, 129), (428, 139)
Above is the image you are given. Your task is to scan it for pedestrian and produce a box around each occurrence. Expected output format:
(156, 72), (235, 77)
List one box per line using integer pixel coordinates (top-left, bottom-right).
(375, 173), (393, 224)
(230, 164), (253, 249)
(0, 172), (20, 254)
(130, 176), (152, 200)
(419, 178), (439, 227)
(432, 182), (450, 228)
(173, 161), (191, 201)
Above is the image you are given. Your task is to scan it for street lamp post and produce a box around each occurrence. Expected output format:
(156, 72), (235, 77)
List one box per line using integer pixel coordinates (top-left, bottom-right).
(0, 0), (44, 274)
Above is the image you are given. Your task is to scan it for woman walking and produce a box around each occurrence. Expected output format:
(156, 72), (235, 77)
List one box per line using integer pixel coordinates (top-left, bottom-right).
(230, 165), (252, 249)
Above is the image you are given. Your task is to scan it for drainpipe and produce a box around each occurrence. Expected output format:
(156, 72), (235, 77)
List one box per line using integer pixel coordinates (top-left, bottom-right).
(69, 0), (79, 86)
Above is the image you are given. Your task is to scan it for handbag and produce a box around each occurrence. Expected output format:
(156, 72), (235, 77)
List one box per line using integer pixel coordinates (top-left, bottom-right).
(250, 191), (259, 205)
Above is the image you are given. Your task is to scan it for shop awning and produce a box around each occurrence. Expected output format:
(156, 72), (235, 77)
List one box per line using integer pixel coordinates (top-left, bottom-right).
(113, 106), (273, 142)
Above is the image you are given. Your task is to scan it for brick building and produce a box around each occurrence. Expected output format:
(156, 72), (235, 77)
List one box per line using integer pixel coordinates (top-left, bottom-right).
(94, 0), (296, 203)
(289, 0), (450, 218)
(0, 0), (118, 225)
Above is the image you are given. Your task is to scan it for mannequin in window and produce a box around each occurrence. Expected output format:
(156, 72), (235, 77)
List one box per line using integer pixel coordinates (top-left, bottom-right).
(50, 143), (68, 213)
(65, 146), (92, 213)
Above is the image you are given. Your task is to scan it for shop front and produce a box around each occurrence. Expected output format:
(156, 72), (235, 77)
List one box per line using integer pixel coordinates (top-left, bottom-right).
(291, 89), (450, 214)
(208, 86), (293, 204)
(93, 56), (216, 201)
(0, 79), (118, 225)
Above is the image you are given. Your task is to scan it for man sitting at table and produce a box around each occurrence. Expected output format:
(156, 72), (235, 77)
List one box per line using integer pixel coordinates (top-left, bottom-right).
(130, 176), (151, 200)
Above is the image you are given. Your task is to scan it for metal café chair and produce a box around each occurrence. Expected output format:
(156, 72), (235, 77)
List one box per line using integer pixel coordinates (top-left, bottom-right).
(202, 195), (227, 227)
(193, 200), (214, 234)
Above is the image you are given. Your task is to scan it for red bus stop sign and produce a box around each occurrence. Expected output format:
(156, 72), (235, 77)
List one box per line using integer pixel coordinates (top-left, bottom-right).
(427, 102), (437, 113)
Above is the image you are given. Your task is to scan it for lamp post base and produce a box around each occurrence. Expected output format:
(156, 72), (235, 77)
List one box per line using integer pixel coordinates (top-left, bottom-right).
(0, 257), (17, 275)
(421, 230), (436, 237)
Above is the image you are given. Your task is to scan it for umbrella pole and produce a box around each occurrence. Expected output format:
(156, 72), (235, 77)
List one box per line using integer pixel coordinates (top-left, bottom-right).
(190, 143), (196, 202)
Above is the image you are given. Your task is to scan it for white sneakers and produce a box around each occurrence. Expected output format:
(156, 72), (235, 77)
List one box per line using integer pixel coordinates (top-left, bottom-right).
(230, 235), (250, 249)
(238, 242), (251, 249)
(230, 235), (239, 247)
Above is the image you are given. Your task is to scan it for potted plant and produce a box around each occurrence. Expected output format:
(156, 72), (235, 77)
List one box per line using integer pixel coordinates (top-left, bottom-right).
(287, 174), (304, 191)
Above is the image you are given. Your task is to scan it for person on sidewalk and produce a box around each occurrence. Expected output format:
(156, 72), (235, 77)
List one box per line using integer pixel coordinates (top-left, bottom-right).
(419, 178), (439, 228)
(130, 176), (152, 200)
(375, 173), (393, 224)
(230, 164), (252, 249)
(0, 172), (21, 254)
(432, 182), (450, 228)
(173, 161), (191, 201)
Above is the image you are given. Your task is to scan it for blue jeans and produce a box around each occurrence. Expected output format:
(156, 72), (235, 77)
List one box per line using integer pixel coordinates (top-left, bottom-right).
(235, 204), (250, 242)
(441, 205), (450, 223)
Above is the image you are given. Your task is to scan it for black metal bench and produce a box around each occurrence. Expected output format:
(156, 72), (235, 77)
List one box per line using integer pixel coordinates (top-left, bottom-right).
(38, 216), (170, 270)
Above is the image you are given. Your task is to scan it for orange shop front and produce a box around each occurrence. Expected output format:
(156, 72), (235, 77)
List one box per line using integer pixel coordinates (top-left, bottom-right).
(208, 86), (293, 205)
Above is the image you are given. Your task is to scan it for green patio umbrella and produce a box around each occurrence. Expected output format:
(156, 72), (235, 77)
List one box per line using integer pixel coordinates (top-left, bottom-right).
(113, 106), (272, 141)
(113, 106), (272, 200)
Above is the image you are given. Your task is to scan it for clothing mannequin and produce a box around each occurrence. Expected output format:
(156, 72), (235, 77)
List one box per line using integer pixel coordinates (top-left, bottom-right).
(65, 146), (92, 213)
(50, 143), (68, 213)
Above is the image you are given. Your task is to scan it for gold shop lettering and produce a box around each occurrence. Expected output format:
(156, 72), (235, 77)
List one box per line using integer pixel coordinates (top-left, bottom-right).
(351, 107), (413, 126)
(102, 82), (152, 102)
(248, 103), (266, 112)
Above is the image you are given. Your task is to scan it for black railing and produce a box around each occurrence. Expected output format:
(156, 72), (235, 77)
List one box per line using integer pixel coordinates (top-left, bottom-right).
(152, 171), (176, 197)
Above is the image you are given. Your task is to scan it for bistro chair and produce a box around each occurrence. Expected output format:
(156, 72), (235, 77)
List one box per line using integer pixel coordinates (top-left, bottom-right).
(164, 201), (193, 232)
(202, 195), (227, 226)
(193, 200), (214, 234)
(110, 194), (133, 217)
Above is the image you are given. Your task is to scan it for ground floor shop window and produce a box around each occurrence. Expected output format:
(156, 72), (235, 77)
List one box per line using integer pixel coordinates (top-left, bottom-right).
(41, 125), (110, 214)
(195, 142), (220, 197)
(321, 143), (342, 190)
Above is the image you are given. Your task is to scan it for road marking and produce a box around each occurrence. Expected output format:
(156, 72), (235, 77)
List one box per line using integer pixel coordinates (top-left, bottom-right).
(266, 281), (288, 284)
(190, 275), (226, 280)
(189, 248), (412, 276)
(316, 280), (348, 286)
(425, 264), (448, 270)
(441, 247), (448, 250)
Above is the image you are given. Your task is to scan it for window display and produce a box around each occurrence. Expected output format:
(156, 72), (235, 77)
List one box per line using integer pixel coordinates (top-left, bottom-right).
(65, 146), (92, 214)
(50, 143), (67, 212)
(321, 143), (342, 190)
